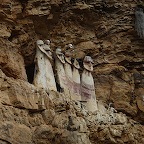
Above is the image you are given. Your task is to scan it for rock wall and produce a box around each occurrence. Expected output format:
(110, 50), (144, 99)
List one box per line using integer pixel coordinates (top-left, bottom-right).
(0, 0), (144, 143)
(0, 69), (144, 144)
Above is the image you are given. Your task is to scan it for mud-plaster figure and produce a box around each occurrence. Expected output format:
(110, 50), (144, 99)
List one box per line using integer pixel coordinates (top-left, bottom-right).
(72, 59), (81, 101)
(33, 40), (48, 92)
(81, 56), (98, 112)
(33, 40), (57, 92)
(43, 40), (57, 91)
(55, 48), (67, 92)
(64, 51), (73, 94)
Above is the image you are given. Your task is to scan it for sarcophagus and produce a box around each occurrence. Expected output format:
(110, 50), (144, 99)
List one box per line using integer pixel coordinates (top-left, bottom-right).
(55, 48), (67, 92)
(72, 59), (81, 101)
(33, 40), (57, 92)
(81, 56), (98, 112)
(64, 51), (73, 95)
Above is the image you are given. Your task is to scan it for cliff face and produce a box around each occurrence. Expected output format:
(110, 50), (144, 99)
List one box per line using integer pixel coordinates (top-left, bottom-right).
(0, 0), (144, 143)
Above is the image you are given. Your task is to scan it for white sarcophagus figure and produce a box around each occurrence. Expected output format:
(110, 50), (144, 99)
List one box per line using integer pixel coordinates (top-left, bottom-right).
(33, 40), (57, 92)
(55, 48), (67, 92)
(33, 40), (47, 91)
(43, 40), (57, 91)
(81, 56), (98, 112)
(72, 59), (81, 101)
(64, 51), (73, 94)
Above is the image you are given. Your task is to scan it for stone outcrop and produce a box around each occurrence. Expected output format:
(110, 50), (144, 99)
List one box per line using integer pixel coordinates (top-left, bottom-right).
(0, 69), (144, 144)
(0, 69), (143, 144)
(0, 0), (144, 143)
(0, 41), (27, 80)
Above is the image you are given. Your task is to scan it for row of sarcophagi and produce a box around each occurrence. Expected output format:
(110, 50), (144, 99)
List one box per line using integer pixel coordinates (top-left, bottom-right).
(33, 40), (98, 112)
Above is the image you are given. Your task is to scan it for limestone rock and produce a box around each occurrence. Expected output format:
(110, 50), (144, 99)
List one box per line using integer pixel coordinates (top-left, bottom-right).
(0, 0), (144, 143)
(0, 121), (32, 144)
(0, 45), (27, 80)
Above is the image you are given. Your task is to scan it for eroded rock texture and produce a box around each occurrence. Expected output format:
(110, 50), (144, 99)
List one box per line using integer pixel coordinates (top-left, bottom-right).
(0, 0), (144, 143)
(0, 69), (144, 144)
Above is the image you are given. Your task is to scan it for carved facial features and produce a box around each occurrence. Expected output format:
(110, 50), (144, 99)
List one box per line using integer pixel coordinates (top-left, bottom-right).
(37, 40), (44, 47)
(45, 40), (50, 45)
(83, 56), (94, 72)
(68, 44), (74, 49)
(43, 41), (52, 59)
(65, 51), (72, 64)
(56, 48), (65, 64)
(45, 47), (52, 60)
(73, 59), (80, 69)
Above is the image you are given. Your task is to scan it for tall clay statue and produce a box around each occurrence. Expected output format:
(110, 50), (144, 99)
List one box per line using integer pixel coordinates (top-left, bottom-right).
(33, 40), (47, 91)
(33, 40), (57, 93)
(55, 48), (67, 92)
(81, 56), (98, 112)
(72, 59), (81, 101)
(64, 51), (73, 94)
(43, 40), (57, 91)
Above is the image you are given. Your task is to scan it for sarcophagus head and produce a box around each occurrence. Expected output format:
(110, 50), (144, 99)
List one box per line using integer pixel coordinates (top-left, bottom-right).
(55, 48), (65, 64)
(83, 56), (94, 72)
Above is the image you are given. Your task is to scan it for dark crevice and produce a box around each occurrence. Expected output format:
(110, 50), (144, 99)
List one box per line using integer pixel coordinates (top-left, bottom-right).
(19, 0), (28, 13)
(56, 82), (64, 93)
(25, 63), (35, 84)
(8, 29), (20, 42)
(119, 60), (144, 70)
(0, 138), (11, 144)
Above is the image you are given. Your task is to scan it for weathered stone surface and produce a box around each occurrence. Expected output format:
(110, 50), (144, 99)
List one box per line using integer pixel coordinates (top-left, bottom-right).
(0, 0), (144, 143)
(0, 69), (54, 111)
(0, 121), (32, 144)
(0, 43), (27, 80)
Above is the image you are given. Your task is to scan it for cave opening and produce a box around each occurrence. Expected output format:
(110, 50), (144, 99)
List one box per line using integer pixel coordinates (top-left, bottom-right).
(25, 63), (35, 84)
